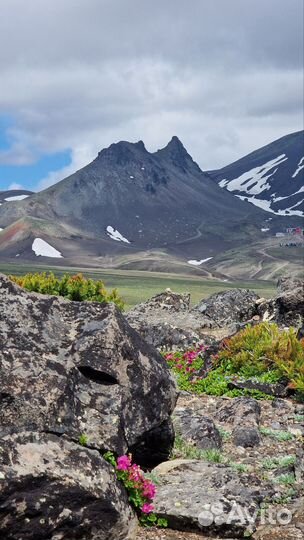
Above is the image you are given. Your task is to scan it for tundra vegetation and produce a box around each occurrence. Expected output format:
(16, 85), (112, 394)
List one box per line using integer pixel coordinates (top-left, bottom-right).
(163, 322), (304, 401)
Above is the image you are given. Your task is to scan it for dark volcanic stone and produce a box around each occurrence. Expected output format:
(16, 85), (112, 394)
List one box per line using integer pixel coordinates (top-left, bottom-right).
(233, 426), (261, 448)
(192, 288), (260, 326)
(174, 408), (222, 449)
(0, 432), (137, 540)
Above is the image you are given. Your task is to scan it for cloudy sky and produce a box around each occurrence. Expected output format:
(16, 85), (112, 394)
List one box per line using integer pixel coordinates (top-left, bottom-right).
(0, 0), (303, 191)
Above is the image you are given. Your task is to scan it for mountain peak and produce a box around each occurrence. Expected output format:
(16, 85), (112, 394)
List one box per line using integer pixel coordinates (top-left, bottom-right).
(96, 139), (147, 166)
(163, 136), (187, 154)
(155, 136), (198, 171)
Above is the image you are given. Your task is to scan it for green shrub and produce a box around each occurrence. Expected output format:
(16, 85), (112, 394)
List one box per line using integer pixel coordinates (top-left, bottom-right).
(163, 323), (304, 399)
(10, 272), (124, 309)
(215, 323), (304, 394)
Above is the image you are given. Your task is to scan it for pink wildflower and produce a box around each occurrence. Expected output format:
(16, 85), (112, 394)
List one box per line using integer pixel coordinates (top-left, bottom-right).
(117, 455), (131, 471)
(142, 480), (156, 499)
(141, 503), (154, 514)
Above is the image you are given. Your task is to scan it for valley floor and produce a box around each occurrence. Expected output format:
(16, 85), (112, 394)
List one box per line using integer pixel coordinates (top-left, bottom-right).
(0, 263), (276, 309)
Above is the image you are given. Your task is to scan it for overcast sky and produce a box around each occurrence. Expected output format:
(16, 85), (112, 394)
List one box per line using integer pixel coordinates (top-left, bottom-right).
(0, 0), (303, 191)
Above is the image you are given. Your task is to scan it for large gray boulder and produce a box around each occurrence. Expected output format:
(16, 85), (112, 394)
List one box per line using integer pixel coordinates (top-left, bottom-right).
(152, 459), (274, 537)
(0, 432), (137, 540)
(126, 289), (204, 349)
(0, 274), (177, 538)
(192, 288), (260, 327)
(173, 408), (222, 449)
(257, 276), (304, 330)
(216, 398), (261, 448)
(0, 274), (176, 458)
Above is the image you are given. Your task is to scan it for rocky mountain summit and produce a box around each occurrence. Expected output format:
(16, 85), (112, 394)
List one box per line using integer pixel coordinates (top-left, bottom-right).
(0, 274), (303, 539)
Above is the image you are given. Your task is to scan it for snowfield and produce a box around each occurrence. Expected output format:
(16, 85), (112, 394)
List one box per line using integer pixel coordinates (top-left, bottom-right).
(219, 154), (288, 196)
(4, 195), (30, 202)
(106, 226), (130, 243)
(292, 157), (304, 178)
(32, 238), (63, 258)
(187, 257), (213, 266)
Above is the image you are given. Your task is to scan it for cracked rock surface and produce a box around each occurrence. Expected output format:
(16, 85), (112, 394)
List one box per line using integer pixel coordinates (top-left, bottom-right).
(0, 274), (177, 539)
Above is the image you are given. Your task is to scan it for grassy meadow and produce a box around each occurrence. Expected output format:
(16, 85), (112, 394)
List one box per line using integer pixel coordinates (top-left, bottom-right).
(0, 262), (276, 309)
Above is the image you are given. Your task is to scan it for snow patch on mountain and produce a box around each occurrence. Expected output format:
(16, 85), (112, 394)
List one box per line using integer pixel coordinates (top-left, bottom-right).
(188, 257), (213, 266)
(4, 195), (30, 202)
(236, 195), (304, 217)
(32, 238), (63, 258)
(292, 157), (304, 178)
(106, 226), (130, 243)
(221, 154), (288, 196)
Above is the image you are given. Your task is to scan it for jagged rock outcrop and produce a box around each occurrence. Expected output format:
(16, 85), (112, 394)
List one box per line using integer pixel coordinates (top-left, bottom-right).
(0, 274), (177, 539)
(127, 278), (304, 351)
(127, 288), (261, 350)
(258, 276), (304, 329)
(192, 288), (260, 326)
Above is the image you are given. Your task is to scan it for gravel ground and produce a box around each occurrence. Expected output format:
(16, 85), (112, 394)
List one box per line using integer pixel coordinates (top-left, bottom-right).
(136, 528), (235, 540)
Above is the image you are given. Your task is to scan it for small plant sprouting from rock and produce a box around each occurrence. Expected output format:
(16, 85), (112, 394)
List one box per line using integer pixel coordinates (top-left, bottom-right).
(218, 426), (232, 441)
(78, 434), (89, 446)
(103, 452), (167, 528)
(229, 462), (249, 473)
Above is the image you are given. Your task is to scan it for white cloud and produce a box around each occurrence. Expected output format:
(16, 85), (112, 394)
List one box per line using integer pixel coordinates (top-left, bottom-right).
(0, 0), (302, 189)
(8, 182), (25, 190)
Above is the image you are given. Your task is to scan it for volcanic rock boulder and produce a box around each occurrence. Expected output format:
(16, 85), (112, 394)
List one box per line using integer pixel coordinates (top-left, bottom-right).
(151, 459), (274, 537)
(258, 276), (304, 329)
(127, 288), (261, 349)
(126, 289), (203, 349)
(0, 274), (177, 539)
(0, 432), (137, 540)
(216, 398), (261, 448)
(173, 408), (222, 449)
(192, 288), (260, 327)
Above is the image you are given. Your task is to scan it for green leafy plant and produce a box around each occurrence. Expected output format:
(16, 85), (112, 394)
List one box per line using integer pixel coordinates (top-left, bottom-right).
(78, 433), (89, 446)
(217, 426), (232, 441)
(261, 455), (296, 470)
(260, 427), (294, 441)
(229, 462), (249, 473)
(10, 272), (124, 309)
(103, 452), (167, 528)
(172, 434), (223, 463)
(273, 473), (296, 485)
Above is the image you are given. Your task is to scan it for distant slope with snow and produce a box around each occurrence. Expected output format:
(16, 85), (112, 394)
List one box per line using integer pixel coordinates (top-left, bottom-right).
(209, 131), (304, 217)
(0, 189), (33, 206)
